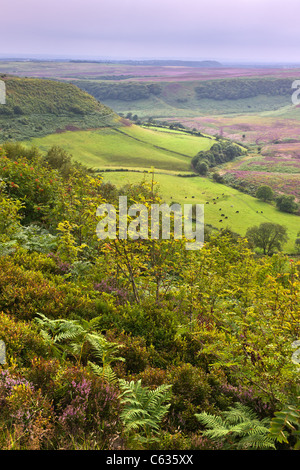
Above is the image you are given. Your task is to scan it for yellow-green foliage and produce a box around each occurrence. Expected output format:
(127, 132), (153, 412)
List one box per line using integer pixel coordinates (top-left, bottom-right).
(0, 312), (49, 367)
(0, 143), (299, 450)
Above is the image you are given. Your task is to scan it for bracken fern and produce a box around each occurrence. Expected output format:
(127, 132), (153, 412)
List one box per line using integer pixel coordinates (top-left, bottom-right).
(195, 402), (276, 450)
(118, 379), (172, 448)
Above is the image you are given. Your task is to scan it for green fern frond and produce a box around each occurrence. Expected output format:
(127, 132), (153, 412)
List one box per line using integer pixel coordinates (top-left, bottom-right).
(35, 313), (124, 369)
(236, 434), (276, 450)
(88, 361), (119, 384)
(195, 403), (275, 450)
(118, 379), (172, 446)
(269, 401), (300, 449)
(195, 411), (225, 430)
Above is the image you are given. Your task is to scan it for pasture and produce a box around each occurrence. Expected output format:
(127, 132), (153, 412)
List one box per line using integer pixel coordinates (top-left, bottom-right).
(23, 124), (215, 172)
(101, 170), (299, 253)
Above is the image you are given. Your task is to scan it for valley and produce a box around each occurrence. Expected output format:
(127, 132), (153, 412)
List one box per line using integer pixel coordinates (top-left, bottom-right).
(0, 58), (299, 452)
(1, 62), (299, 253)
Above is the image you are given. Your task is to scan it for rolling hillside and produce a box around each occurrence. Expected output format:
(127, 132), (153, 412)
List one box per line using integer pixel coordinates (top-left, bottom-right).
(101, 170), (299, 253)
(21, 124), (216, 172)
(1, 74), (297, 253)
(0, 76), (120, 141)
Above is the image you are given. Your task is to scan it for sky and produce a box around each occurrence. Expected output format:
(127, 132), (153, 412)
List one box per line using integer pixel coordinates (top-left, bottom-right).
(1, 0), (300, 63)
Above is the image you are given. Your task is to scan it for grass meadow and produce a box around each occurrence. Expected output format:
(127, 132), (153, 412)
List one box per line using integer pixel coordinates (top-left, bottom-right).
(21, 122), (299, 253)
(101, 170), (299, 253)
(23, 124), (215, 172)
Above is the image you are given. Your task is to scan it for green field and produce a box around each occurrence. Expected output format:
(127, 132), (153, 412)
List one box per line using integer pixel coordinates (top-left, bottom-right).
(23, 124), (215, 172)
(101, 170), (299, 253)
(22, 123), (299, 253)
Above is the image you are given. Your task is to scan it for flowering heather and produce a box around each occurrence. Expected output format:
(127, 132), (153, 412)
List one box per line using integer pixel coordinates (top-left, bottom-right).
(58, 379), (92, 435)
(47, 252), (71, 274)
(94, 279), (129, 305)
(57, 375), (121, 445)
(0, 370), (33, 397)
(224, 169), (300, 200)
(219, 381), (274, 417)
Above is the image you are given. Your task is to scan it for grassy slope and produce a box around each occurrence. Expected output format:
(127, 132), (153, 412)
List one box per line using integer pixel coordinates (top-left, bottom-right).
(72, 79), (294, 119)
(3, 74), (296, 252)
(22, 124), (215, 172)
(101, 170), (299, 253)
(21, 121), (298, 252)
(0, 77), (120, 141)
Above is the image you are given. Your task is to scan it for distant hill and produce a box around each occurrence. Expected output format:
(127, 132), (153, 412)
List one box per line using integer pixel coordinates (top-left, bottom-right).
(0, 76), (120, 140)
(72, 76), (295, 119)
(69, 59), (223, 67)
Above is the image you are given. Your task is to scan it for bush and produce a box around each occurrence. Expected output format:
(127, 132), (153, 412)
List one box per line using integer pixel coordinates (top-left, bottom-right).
(0, 369), (54, 449)
(276, 195), (299, 214)
(105, 330), (151, 374)
(0, 312), (49, 367)
(167, 364), (213, 432)
(54, 366), (121, 449)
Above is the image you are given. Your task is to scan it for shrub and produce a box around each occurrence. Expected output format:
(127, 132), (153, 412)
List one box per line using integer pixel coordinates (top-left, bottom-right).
(0, 312), (49, 367)
(54, 366), (121, 449)
(166, 364), (213, 433)
(0, 369), (54, 449)
(106, 330), (152, 374)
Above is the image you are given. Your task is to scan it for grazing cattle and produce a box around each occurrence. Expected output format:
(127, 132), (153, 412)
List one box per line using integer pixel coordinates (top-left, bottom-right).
(206, 202), (209, 204)
(236, 210), (239, 213)
(219, 220), (223, 222)
(225, 216), (228, 219)
(221, 214), (225, 216)
(219, 208), (222, 211)
(261, 211), (263, 213)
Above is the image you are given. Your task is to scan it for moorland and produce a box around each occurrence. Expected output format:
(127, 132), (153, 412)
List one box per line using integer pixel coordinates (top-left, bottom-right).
(0, 60), (299, 451)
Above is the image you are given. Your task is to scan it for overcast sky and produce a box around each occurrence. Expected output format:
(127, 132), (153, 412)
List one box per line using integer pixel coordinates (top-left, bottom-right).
(1, 0), (299, 63)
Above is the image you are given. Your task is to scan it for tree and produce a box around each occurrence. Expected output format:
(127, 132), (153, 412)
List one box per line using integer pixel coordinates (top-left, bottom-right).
(256, 185), (274, 202)
(246, 222), (288, 255)
(195, 161), (208, 176)
(212, 172), (224, 183)
(276, 195), (298, 214)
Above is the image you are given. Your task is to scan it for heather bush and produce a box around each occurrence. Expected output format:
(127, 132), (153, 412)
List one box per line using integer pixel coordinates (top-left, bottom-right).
(0, 256), (107, 321)
(0, 369), (54, 449)
(94, 278), (129, 305)
(135, 367), (168, 388)
(25, 357), (61, 397)
(54, 366), (122, 449)
(0, 257), (65, 320)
